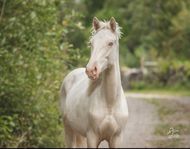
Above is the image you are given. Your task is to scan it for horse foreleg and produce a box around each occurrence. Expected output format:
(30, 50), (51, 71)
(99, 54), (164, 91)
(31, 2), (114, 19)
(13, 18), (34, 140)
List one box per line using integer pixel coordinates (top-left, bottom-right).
(108, 133), (123, 148)
(87, 130), (100, 148)
(75, 134), (87, 148)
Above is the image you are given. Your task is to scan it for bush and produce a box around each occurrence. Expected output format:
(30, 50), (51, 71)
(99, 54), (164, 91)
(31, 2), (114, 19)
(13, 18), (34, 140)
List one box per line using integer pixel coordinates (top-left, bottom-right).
(156, 59), (190, 87)
(0, 0), (76, 147)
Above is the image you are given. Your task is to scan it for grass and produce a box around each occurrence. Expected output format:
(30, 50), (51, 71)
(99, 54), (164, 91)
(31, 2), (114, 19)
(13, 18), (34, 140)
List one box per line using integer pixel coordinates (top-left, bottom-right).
(127, 88), (190, 96)
(147, 98), (190, 147)
(153, 138), (181, 148)
(126, 81), (190, 96)
(153, 123), (190, 148)
(155, 123), (190, 136)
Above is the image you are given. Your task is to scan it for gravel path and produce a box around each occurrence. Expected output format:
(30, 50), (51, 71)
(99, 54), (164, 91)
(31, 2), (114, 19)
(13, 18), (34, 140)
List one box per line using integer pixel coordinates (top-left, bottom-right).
(98, 93), (190, 148)
(99, 97), (159, 148)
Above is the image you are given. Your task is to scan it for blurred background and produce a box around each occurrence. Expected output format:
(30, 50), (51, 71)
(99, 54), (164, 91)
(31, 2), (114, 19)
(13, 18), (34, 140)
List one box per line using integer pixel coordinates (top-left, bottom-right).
(0, 0), (190, 147)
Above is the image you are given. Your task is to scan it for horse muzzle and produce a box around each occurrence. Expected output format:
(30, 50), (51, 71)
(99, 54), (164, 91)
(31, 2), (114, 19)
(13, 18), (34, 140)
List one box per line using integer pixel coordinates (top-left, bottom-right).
(85, 65), (100, 80)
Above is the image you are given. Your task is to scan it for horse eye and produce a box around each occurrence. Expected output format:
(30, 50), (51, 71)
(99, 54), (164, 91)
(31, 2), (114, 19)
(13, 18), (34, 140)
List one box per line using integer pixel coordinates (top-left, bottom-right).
(108, 42), (113, 46)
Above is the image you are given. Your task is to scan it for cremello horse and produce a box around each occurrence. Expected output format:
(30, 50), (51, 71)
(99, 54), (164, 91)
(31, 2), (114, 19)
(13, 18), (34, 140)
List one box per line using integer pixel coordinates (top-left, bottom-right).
(60, 17), (128, 148)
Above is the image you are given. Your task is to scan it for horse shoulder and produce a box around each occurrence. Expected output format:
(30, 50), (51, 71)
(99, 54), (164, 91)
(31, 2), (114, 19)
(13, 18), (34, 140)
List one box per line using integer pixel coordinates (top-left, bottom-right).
(61, 68), (86, 93)
(60, 68), (86, 116)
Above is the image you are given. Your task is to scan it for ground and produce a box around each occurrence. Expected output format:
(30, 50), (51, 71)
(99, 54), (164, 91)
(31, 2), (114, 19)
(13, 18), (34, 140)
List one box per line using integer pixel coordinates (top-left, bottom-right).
(99, 93), (190, 148)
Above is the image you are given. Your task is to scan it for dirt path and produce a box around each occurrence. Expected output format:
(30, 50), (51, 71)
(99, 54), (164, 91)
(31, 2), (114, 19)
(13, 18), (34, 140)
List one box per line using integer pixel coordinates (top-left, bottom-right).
(98, 93), (190, 148)
(99, 97), (159, 148)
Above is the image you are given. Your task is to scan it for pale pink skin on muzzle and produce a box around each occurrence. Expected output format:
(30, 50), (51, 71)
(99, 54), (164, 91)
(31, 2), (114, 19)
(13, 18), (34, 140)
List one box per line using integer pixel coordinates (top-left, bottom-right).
(85, 56), (108, 80)
(85, 64), (100, 80)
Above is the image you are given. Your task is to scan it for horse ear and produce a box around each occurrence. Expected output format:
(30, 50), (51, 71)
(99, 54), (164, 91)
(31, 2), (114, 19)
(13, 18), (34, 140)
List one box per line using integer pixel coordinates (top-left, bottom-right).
(110, 17), (116, 32)
(93, 17), (100, 31)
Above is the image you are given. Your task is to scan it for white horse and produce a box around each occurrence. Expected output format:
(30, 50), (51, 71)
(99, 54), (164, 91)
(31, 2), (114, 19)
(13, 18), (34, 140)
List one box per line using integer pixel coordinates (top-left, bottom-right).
(60, 17), (128, 148)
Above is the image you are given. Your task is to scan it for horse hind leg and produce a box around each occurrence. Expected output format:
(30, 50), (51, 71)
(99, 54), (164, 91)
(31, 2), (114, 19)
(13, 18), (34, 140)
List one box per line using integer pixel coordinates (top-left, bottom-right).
(64, 121), (87, 148)
(64, 121), (77, 148)
(108, 133), (123, 148)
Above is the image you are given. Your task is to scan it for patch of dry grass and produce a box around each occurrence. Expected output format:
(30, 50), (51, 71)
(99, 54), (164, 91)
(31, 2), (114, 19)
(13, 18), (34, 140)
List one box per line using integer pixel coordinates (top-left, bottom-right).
(147, 98), (190, 147)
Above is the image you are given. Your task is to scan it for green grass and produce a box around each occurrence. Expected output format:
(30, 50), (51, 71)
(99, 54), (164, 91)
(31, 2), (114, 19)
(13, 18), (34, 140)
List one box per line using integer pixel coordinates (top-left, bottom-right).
(155, 123), (190, 136)
(127, 88), (190, 96)
(147, 97), (190, 147)
(153, 138), (181, 148)
(149, 99), (176, 120)
(154, 123), (172, 136)
(127, 81), (190, 96)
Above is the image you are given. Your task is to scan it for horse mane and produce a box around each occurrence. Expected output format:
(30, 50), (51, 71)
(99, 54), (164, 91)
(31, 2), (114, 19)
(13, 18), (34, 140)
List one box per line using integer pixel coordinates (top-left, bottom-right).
(90, 20), (122, 42)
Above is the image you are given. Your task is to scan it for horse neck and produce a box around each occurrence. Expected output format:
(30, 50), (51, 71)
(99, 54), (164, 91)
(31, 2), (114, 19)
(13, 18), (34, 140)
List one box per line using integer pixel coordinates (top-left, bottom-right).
(101, 42), (122, 108)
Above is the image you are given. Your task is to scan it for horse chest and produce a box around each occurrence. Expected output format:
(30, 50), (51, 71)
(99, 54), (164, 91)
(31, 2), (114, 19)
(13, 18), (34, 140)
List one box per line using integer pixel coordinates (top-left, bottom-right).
(89, 111), (117, 137)
(88, 104), (128, 139)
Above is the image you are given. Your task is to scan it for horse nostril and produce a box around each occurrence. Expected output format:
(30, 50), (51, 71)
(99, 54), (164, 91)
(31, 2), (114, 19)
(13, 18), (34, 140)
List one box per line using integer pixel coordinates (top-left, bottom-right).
(94, 66), (97, 72)
(91, 66), (97, 75)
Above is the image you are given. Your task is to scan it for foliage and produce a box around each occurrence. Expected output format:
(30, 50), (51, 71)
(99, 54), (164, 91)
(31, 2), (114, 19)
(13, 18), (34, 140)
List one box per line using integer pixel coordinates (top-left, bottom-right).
(156, 59), (190, 86)
(129, 59), (190, 90)
(0, 0), (76, 147)
(59, 0), (89, 70)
